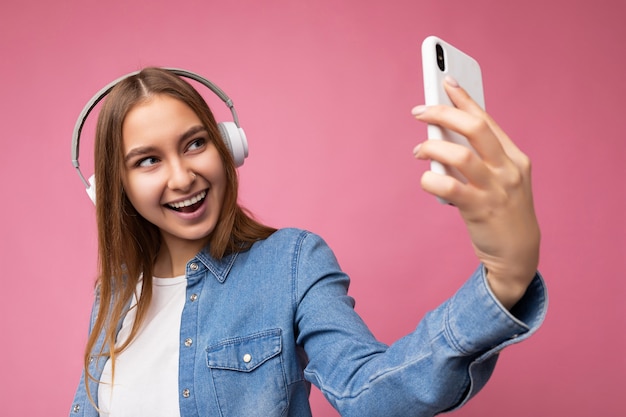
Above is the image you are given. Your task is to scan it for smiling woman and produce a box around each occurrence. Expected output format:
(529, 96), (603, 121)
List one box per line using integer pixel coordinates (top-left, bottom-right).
(69, 67), (547, 417)
(73, 68), (278, 416)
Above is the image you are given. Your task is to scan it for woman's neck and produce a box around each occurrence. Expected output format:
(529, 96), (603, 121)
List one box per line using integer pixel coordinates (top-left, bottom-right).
(153, 236), (206, 278)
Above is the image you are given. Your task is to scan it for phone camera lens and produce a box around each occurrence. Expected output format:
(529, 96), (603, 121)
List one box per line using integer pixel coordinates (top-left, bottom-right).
(436, 44), (445, 71)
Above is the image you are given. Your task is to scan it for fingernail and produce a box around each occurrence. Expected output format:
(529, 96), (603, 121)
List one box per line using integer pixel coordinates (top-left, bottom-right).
(411, 105), (426, 116)
(413, 143), (422, 155)
(444, 75), (460, 88)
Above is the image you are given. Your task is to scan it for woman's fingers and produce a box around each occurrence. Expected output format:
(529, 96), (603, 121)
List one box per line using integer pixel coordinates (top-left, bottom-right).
(412, 102), (508, 169)
(414, 139), (491, 189)
(419, 169), (478, 208)
(442, 79), (526, 166)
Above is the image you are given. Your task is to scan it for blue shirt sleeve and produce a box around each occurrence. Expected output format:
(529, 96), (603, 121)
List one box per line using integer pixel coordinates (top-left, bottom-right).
(293, 232), (548, 417)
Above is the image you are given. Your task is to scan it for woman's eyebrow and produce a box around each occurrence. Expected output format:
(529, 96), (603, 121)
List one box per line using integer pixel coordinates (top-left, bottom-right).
(124, 145), (157, 164)
(179, 125), (208, 142)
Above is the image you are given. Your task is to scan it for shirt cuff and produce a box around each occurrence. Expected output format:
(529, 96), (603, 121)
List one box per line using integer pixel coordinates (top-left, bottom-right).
(444, 265), (548, 356)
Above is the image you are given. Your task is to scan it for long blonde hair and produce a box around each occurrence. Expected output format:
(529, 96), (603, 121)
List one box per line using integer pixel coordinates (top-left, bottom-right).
(84, 67), (275, 403)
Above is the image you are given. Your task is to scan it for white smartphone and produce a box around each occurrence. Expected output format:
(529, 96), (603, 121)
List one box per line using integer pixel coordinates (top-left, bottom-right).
(421, 36), (485, 203)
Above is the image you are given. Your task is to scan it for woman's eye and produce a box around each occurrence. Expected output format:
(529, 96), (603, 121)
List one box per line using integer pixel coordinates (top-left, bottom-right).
(137, 157), (159, 168)
(188, 138), (207, 151)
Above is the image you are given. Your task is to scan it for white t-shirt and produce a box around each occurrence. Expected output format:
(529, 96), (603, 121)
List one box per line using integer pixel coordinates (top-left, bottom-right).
(98, 276), (186, 417)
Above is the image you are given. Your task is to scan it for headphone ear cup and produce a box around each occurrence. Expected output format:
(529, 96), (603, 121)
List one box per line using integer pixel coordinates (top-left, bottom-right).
(217, 122), (248, 167)
(87, 174), (97, 205)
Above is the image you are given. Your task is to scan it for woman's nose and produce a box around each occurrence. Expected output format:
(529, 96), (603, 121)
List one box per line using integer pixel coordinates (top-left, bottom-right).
(167, 162), (196, 191)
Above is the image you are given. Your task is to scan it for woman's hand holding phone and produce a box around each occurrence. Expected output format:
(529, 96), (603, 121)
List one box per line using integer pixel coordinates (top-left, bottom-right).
(412, 77), (540, 310)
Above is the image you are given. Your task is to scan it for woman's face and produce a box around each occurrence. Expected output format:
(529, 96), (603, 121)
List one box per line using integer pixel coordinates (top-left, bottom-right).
(121, 94), (226, 252)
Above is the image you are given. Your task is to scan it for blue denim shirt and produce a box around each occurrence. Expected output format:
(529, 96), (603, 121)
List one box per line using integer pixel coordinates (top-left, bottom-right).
(70, 228), (547, 417)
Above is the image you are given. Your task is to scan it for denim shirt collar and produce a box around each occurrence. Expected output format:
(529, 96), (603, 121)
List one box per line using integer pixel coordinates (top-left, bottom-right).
(193, 249), (239, 283)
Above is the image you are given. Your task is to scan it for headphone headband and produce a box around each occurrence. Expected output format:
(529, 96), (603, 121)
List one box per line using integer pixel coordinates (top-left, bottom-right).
(71, 68), (248, 202)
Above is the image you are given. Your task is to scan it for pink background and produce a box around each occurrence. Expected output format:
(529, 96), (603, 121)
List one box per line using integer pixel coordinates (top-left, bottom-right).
(1, 0), (624, 415)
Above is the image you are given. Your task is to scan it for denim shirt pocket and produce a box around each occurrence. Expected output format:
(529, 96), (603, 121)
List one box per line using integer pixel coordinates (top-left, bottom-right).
(206, 329), (288, 417)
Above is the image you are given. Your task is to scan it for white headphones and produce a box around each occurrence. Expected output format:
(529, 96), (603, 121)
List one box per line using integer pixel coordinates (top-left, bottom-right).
(71, 68), (249, 205)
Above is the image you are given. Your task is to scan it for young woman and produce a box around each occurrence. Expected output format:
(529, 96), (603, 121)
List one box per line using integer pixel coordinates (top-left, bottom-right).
(70, 67), (546, 417)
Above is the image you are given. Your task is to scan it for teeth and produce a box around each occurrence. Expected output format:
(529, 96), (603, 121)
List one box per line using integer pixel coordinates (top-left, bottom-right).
(168, 190), (207, 209)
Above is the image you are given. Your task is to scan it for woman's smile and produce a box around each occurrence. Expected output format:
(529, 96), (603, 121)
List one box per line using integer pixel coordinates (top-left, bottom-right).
(166, 189), (208, 212)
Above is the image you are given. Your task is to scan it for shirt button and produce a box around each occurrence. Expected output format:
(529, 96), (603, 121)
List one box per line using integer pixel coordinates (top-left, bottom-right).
(189, 293), (198, 302)
(243, 353), (252, 363)
(184, 338), (193, 347)
(72, 404), (80, 413)
(182, 388), (190, 398)
(189, 262), (199, 271)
